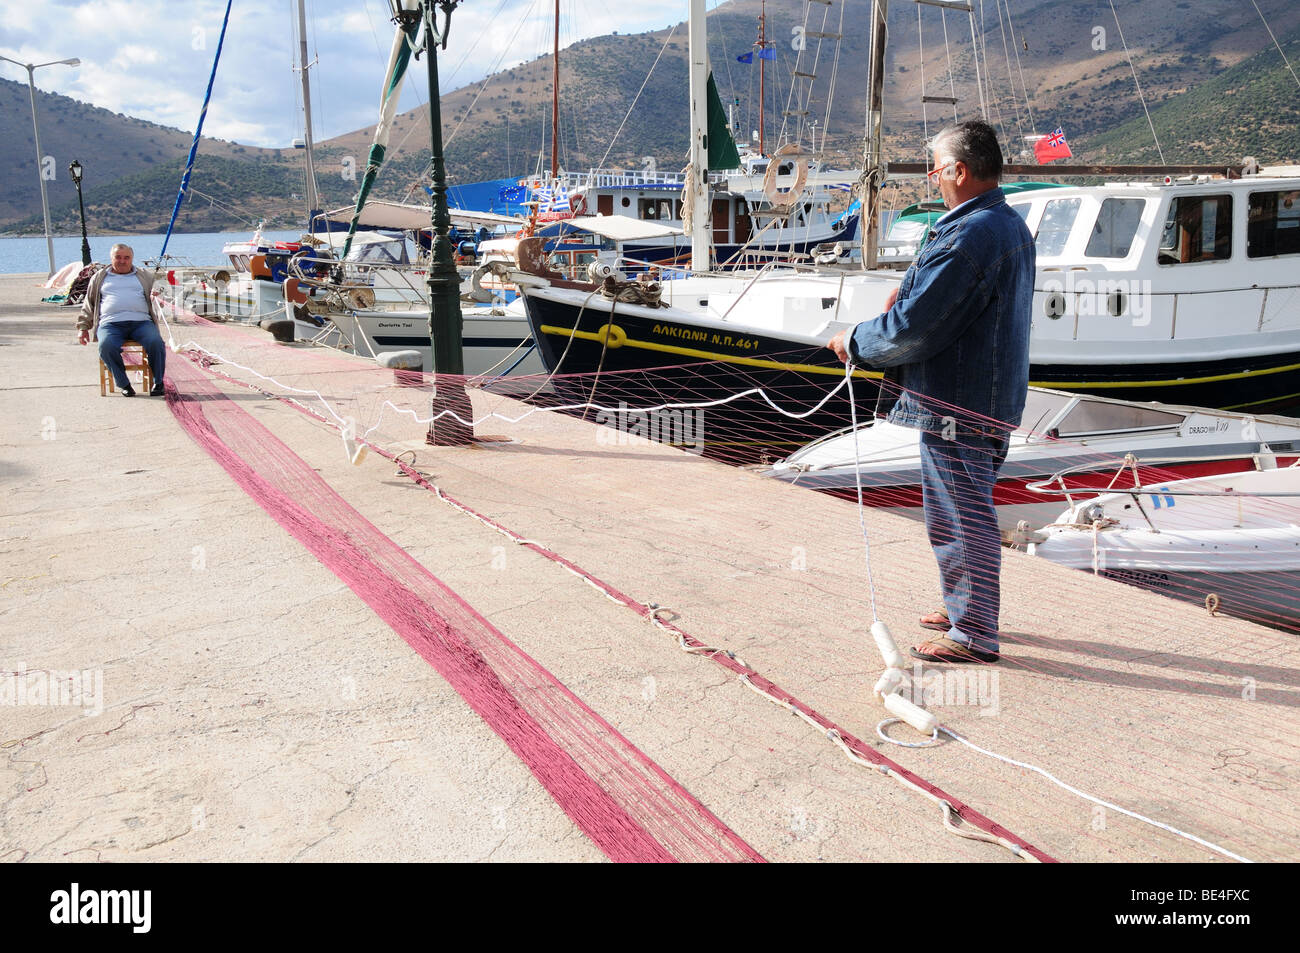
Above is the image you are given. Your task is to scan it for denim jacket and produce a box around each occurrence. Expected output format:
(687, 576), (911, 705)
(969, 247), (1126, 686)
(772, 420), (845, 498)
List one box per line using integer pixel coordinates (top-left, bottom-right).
(847, 187), (1036, 435)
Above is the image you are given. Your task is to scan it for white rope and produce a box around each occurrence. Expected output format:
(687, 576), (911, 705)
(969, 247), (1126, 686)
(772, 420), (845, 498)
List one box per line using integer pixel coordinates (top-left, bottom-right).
(940, 726), (1254, 863)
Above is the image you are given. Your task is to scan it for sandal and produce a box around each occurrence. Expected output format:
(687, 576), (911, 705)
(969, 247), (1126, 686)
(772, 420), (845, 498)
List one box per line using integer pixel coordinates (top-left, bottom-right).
(909, 636), (999, 664)
(919, 608), (951, 632)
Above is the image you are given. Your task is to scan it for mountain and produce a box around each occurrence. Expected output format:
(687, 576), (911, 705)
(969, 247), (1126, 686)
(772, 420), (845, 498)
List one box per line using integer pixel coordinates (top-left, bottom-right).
(3, 0), (1298, 236)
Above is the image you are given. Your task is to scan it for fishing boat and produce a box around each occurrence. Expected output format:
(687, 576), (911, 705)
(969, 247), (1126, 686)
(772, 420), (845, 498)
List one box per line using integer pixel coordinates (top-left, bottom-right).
(1024, 459), (1300, 632)
(762, 387), (1300, 532)
(516, 1), (1300, 455)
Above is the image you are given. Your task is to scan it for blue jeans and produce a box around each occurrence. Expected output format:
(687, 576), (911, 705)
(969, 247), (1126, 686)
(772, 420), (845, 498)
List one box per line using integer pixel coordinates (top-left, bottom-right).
(99, 319), (166, 391)
(918, 429), (1009, 652)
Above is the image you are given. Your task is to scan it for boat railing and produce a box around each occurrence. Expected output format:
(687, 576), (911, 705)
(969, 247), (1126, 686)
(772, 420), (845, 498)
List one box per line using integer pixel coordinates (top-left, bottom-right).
(1024, 452), (1300, 533)
(559, 168), (717, 191)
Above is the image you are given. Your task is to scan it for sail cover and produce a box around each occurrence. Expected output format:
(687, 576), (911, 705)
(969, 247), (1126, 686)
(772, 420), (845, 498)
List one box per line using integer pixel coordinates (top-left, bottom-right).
(707, 73), (741, 171)
(342, 3), (424, 259)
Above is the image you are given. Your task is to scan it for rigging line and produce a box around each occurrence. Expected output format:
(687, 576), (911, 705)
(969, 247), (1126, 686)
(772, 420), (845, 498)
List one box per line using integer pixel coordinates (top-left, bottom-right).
(820, 0), (847, 153)
(966, 0), (988, 121)
(1001, 0), (1037, 135)
(1251, 0), (1300, 91)
(918, 3), (932, 201)
(940, 8), (958, 123)
(978, 0), (1009, 154)
(595, 22), (679, 169)
(711, 0), (739, 121)
(776, 2), (805, 146)
(1107, 0), (1165, 163)
(432, 0), (524, 148)
(803, 0), (836, 147)
(992, 0), (1026, 151)
(361, 0), (388, 59)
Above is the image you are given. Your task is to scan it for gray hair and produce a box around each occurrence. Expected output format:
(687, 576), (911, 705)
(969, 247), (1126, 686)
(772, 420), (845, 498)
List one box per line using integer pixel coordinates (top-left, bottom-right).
(932, 121), (1004, 182)
(110, 243), (134, 257)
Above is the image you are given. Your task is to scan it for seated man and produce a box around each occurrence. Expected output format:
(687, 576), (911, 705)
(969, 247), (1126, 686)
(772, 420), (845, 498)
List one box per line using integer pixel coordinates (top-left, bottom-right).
(76, 244), (166, 397)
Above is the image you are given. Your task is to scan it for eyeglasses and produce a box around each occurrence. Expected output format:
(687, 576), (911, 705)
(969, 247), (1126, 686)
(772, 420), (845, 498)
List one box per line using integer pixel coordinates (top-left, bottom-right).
(927, 161), (955, 180)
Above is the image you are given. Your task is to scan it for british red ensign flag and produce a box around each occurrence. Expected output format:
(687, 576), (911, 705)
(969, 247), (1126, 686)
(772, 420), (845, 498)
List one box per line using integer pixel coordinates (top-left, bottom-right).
(1035, 127), (1073, 163)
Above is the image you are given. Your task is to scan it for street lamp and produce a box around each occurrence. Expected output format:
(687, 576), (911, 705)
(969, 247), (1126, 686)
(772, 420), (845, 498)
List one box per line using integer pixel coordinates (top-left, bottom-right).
(0, 54), (81, 277)
(68, 159), (91, 266)
(388, 0), (473, 445)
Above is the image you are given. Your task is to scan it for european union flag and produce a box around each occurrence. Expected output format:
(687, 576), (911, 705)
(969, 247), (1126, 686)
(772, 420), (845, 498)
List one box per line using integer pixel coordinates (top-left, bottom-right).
(737, 51), (753, 63)
(498, 184), (527, 202)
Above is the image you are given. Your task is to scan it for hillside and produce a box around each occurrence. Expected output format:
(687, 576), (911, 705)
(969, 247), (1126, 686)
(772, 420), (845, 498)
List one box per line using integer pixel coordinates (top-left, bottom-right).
(4, 0), (1299, 235)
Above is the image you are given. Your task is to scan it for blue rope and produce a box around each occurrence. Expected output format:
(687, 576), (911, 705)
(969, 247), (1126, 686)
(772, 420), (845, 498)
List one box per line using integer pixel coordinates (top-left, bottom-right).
(160, 0), (234, 259)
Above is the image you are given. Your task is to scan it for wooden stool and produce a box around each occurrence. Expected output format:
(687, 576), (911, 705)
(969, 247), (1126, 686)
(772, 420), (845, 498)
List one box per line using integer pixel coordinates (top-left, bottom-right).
(99, 340), (155, 396)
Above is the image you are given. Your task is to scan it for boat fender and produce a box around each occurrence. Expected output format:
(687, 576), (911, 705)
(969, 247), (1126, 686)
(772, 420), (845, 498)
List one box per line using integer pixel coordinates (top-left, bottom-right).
(763, 143), (809, 210)
(872, 668), (905, 700)
(871, 620), (906, 670)
(882, 692), (938, 736)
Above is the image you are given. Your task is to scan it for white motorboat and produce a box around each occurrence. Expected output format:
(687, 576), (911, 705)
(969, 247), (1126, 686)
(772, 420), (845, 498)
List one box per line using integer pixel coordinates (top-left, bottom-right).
(762, 388), (1300, 532)
(1025, 459), (1300, 632)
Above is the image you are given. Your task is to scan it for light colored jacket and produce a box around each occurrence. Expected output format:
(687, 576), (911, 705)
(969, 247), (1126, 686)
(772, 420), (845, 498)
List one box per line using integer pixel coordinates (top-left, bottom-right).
(77, 267), (160, 341)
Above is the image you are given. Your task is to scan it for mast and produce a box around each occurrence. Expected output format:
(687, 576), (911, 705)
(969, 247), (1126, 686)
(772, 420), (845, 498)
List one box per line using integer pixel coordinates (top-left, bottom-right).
(551, 0), (559, 178)
(297, 0), (320, 226)
(860, 0), (887, 270)
(687, 0), (710, 272)
(758, 0), (767, 156)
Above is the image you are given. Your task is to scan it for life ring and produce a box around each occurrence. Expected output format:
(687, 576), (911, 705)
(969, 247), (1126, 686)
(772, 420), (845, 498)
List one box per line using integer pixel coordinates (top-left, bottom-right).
(570, 193), (588, 216)
(763, 143), (809, 211)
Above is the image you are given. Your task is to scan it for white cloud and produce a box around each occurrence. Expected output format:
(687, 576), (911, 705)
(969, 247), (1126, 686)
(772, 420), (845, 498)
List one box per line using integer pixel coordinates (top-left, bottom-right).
(3, 0), (694, 148)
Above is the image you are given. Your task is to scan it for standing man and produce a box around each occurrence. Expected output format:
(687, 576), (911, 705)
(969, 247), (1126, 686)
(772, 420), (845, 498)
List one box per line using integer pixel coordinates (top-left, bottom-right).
(77, 244), (167, 397)
(828, 120), (1035, 663)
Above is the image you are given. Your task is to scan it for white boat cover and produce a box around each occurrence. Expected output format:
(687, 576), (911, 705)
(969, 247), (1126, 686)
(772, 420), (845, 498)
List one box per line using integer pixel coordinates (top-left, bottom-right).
(542, 215), (685, 242)
(322, 200), (524, 231)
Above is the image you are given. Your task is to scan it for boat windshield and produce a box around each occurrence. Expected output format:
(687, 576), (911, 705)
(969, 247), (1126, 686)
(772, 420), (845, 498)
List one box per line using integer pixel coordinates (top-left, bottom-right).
(1053, 398), (1185, 436)
(345, 237), (409, 266)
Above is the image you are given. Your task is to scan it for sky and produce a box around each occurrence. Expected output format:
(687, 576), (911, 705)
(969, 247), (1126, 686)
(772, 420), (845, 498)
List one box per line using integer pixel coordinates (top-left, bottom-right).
(0, 0), (694, 148)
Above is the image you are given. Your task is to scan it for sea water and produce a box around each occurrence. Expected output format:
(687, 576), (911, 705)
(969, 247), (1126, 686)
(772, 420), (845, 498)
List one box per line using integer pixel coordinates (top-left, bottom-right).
(0, 230), (304, 276)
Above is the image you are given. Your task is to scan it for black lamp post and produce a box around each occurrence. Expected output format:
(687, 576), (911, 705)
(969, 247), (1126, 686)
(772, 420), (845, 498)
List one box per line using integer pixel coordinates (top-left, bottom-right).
(390, 0), (473, 445)
(68, 159), (91, 266)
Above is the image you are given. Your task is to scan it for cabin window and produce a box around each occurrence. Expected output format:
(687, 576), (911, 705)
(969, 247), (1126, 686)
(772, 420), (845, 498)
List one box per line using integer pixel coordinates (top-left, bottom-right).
(1247, 189), (1300, 258)
(1158, 195), (1232, 264)
(1084, 198), (1146, 258)
(1009, 203), (1032, 223)
(1034, 198), (1081, 257)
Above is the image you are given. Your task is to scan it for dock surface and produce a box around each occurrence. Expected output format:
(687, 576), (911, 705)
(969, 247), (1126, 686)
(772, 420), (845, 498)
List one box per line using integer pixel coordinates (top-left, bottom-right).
(3, 272), (1297, 863)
